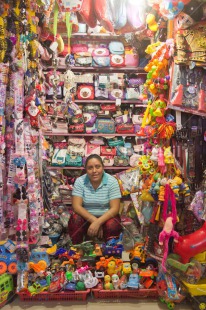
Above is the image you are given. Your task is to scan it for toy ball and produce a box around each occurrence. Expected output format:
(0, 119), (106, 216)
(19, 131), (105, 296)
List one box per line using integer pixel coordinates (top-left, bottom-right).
(160, 0), (184, 20)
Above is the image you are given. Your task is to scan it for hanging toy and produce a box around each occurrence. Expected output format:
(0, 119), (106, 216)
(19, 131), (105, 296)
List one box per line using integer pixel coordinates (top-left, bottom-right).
(146, 13), (158, 32)
(158, 147), (166, 174)
(159, 184), (179, 271)
(159, 0), (184, 20)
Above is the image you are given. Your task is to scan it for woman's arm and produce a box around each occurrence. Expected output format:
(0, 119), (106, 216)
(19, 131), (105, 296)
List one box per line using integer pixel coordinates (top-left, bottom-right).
(72, 196), (97, 224)
(87, 198), (120, 237)
(96, 198), (120, 225)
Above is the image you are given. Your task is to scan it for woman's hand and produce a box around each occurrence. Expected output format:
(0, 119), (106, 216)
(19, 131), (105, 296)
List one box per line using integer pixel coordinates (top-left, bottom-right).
(98, 226), (103, 239)
(87, 220), (101, 237)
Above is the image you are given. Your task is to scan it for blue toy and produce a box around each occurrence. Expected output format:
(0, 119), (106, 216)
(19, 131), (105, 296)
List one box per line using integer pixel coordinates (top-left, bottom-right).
(127, 274), (140, 289)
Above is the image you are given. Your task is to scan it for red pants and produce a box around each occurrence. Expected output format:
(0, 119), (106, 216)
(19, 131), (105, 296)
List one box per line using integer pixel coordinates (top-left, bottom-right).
(68, 213), (122, 244)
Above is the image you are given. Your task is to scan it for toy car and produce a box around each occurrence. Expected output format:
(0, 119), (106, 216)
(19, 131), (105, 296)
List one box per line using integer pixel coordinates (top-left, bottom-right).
(0, 274), (14, 305)
(0, 241), (17, 275)
(28, 282), (48, 296)
(129, 243), (158, 269)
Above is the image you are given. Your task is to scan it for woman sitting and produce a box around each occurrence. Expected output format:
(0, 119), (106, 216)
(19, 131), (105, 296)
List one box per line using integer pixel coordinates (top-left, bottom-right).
(68, 154), (122, 244)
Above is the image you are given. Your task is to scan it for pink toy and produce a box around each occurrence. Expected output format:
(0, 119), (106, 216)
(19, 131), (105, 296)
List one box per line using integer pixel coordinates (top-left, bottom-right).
(173, 221), (206, 264)
(158, 147), (166, 174)
(159, 184), (179, 271)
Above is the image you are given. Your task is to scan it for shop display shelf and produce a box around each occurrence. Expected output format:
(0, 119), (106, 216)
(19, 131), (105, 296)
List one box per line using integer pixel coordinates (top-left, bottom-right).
(45, 66), (146, 73)
(47, 166), (130, 170)
(45, 99), (146, 105)
(167, 104), (206, 117)
(91, 287), (158, 299)
(43, 132), (138, 137)
(18, 289), (90, 302)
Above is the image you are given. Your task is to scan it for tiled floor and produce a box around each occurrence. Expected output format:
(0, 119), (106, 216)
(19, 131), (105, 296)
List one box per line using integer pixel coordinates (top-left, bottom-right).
(3, 296), (193, 310)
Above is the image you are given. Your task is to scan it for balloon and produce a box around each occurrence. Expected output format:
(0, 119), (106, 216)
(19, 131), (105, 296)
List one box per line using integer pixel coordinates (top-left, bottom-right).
(160, 0), (184, 20)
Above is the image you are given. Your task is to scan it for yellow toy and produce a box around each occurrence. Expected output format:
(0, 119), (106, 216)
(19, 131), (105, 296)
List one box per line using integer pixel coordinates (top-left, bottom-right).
(107, 260), (116, 276)
(169, 176), (183, 199)
(146, 14), (158, 32)
(164, 146), (174, 164)
(104, 275), (114, 290)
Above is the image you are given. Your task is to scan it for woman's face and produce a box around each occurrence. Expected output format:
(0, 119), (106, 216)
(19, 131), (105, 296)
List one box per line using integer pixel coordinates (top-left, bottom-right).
(86, 158), (104, 184)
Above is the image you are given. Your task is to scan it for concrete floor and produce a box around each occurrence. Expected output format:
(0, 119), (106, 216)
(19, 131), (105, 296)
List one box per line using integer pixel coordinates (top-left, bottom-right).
(3, 295), (193, 310)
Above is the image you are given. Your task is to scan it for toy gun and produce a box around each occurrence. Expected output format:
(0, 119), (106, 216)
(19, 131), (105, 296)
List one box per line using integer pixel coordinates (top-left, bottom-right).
(72, 241), (94, 256)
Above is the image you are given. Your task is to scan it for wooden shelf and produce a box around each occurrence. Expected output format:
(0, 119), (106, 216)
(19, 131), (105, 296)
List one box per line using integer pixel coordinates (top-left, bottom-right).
(48, 166), (130, 170)
(167, 104), (206, 117)
(43, 133), (142, 137)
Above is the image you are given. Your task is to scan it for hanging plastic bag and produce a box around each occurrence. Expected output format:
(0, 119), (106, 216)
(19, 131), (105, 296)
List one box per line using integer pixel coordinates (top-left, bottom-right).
(56, 0), (83, 12)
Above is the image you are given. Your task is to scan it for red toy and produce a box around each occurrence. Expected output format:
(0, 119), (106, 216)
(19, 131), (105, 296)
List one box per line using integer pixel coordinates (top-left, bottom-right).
(173, 221), (206, 264)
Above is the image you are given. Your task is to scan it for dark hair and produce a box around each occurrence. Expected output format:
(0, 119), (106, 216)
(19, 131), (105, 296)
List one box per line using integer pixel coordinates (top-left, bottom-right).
(85, 154), (104, 168)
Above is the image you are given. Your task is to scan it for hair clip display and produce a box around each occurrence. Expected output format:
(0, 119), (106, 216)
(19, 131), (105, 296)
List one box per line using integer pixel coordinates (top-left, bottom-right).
(13, 156), (26, 168)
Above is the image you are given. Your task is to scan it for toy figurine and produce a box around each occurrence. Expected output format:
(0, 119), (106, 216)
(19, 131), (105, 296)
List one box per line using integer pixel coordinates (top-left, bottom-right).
(127, 274), (140, 289)
(104, 275), (114, 290)
(107, 260), (116, 276)
(111, 274), (119, 290)
(118, 274), (128, 289)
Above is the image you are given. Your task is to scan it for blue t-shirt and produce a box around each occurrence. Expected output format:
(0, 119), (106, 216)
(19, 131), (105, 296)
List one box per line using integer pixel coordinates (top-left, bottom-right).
(72, 172), (122, 217)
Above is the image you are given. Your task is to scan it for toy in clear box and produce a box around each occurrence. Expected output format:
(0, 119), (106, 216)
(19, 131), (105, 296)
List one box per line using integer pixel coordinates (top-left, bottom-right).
(116, 168), (140, 196)
(157, 271), (187, 309)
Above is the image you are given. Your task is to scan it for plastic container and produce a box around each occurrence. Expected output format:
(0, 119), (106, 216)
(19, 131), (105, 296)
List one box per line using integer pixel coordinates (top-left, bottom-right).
(183, 279), (206, 297)
(91, 287), (158, 299)
(18, 289), (90, 302)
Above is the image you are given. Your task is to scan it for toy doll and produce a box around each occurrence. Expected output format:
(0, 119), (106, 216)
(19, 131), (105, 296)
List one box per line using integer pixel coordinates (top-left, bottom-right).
(159, 184), (179, 271)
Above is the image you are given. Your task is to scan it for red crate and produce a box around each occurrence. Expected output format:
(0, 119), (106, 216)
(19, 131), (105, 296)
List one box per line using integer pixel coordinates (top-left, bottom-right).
(18, 289), (90, 302)
(92, 287), (158, 299)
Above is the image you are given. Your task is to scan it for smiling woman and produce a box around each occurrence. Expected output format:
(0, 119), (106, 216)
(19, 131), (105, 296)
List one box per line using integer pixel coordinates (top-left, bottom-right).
(68, 154), (122, 244)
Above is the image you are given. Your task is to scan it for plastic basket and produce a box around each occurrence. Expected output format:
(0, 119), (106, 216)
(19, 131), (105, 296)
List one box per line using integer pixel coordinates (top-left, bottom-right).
(92, 287), (158, 299)
(18, 289), (90, 302)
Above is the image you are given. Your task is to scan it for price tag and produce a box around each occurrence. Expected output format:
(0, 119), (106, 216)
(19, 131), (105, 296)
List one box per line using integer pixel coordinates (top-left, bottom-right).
(116, 98), (121, 106)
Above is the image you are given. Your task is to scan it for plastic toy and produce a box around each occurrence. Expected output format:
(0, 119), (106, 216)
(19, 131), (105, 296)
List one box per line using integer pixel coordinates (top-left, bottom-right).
(139, 268), (158, 289)
(76, 281), (86, 291)
(159, 0), (184, 20)
(64, 281), (76, 291)
(129, 243), (158, 269)
(157, 271), (186, 309)
(127, 274), (140, 289)
(103, 244), (124, 257)
(0, 241), (17, 275)
(104, 275), (114, 290)
(72, 241), (95, 257)
(28, 281), (48, 296)
(49, 271), (66, 293)
(159, 184), (179, 271)
(166, 253), (202, 284)
(84, 272), (98, 289)
(29, 249), (50, 267)
(0, 274), (14, 305)
(173, 221), (206, 264)
(146, 13), (158, 32)
(111, 274), (119, 290)
(122, 262), (132, 275)
(107, 260), (116, 276)
(119, 274), (128, 289)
